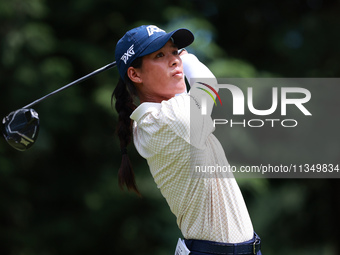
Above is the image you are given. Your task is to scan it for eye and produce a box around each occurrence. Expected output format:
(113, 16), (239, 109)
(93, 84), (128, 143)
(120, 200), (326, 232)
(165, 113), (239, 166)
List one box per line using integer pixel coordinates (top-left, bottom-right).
(156, 52), (164, 58)
(173, 50), (179, 56)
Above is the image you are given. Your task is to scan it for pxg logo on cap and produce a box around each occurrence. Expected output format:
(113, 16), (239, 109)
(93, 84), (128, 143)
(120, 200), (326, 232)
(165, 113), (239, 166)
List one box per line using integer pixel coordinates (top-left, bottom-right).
(120, 45), (135, 65)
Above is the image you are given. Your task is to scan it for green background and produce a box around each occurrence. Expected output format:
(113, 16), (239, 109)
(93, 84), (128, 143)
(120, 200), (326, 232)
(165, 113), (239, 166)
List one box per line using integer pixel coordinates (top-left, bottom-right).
(1, 0), (339, 254)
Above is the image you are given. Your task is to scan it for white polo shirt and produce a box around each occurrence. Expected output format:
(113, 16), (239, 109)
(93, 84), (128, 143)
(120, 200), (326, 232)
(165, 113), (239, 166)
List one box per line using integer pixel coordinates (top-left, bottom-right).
(130, 54), (254, 243)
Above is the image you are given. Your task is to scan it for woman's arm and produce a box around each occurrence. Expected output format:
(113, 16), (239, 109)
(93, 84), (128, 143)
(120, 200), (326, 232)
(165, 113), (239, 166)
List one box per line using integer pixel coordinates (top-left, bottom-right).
(180, 53), (218, 117)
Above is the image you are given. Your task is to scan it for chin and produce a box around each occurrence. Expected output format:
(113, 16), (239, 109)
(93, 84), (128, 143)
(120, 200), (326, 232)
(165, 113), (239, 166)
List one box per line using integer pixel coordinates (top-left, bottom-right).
(174, 81), (187, 92)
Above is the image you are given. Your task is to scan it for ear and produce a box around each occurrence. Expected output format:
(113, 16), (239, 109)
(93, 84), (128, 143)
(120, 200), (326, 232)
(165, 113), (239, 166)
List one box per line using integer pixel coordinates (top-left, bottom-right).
(127, 66), (142, 84)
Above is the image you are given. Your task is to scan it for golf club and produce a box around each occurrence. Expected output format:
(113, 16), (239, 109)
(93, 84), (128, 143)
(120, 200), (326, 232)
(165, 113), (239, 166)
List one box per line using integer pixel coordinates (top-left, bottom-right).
(2, 61), (117, 151)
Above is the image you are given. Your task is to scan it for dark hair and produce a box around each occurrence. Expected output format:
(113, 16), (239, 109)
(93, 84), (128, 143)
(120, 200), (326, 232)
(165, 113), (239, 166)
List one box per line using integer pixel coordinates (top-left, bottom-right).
(111, 57), (143, 195)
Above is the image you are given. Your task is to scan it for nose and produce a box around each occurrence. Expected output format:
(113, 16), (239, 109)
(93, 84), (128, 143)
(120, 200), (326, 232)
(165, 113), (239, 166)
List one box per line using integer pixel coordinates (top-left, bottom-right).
(170, 54), (181, 67)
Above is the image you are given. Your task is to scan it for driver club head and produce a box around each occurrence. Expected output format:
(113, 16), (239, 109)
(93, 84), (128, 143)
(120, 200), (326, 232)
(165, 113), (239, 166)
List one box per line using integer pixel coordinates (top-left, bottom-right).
(2, 108), (40, 151)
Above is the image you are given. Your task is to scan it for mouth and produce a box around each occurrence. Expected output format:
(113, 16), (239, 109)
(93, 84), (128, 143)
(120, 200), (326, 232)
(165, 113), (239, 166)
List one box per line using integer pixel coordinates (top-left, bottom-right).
(172, 69), (183, 78)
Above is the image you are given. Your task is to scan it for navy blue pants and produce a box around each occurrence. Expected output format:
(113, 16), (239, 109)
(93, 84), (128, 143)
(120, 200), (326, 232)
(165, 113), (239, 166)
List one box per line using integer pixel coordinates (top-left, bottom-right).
(184, 232), (262, 255)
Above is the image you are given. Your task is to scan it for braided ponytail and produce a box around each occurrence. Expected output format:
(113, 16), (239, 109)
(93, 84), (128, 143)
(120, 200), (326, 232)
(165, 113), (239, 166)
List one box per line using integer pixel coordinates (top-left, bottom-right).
(112, 58), (142, 195)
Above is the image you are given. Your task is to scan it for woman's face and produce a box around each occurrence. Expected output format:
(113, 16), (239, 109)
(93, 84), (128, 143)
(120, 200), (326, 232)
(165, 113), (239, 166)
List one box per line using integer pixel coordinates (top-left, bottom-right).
(128, 40), (186, 103)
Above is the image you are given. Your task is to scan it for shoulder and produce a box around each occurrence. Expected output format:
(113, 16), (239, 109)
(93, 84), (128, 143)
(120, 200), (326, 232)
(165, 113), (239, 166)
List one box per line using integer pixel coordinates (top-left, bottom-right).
(131, 94), (191, 142)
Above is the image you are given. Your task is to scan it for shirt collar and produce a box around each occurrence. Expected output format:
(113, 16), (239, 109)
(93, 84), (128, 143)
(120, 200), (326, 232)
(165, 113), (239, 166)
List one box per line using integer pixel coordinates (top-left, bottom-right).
(130, 102), (161, 121)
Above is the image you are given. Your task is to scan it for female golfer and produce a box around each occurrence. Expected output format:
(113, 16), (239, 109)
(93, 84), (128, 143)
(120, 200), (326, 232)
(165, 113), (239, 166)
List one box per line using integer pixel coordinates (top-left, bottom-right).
(112, 25), (262, 255)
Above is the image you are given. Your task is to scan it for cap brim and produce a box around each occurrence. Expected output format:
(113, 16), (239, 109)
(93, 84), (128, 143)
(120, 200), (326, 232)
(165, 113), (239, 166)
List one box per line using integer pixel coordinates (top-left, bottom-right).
(140, 28), (194, 57)
(171, 28), (195, 49)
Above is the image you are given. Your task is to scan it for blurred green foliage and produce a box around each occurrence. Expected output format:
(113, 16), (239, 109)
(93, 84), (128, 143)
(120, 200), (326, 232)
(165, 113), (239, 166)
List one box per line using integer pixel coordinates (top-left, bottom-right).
(1, 0), (340, 254)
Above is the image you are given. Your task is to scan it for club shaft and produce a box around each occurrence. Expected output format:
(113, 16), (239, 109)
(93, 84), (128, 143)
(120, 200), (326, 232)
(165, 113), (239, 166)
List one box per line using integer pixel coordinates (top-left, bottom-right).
(23, 61), (117, 109)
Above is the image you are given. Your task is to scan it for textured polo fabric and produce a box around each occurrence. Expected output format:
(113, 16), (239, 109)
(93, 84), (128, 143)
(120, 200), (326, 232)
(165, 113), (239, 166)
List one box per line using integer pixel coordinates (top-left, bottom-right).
(130, 54), (254, 243)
